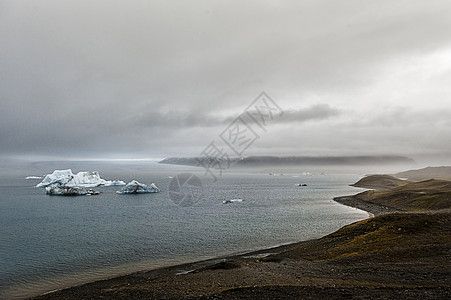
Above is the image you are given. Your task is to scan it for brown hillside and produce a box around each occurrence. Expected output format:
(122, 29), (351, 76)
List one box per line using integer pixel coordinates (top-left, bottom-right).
(276, 212), (451, 264)
(344, 179), (451, 212)
(395, 166), (451, 181)
(351, 174), (410, 189)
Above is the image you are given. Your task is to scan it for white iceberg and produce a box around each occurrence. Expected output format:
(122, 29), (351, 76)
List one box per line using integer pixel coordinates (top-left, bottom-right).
(223, 198), (244, 204)
(25, 176), (43, 180)
(36, 169), (125, 188)
(46, 186), (100, 196)
(116, 180), (160, 194)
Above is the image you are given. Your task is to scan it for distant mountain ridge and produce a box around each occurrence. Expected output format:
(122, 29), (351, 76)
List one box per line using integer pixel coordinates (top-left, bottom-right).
(159, 155), (415, 167)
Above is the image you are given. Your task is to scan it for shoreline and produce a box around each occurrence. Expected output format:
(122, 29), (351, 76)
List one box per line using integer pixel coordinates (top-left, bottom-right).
(333, 195), (400, 216)
(31, 197), (373, 299)
(31, 240), (313, 299)
(31, 239), (315, 299)
(23, 171), (451, 298)
(32, 188), (451, 299)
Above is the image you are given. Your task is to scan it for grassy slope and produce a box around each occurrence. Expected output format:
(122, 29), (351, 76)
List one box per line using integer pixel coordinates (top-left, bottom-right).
(351, 174), (411, 189)
(395, 166), (451, 181)
(353, 179), (451, 211)
(276, 174), (451, 264)
(278, 212), (451, 263)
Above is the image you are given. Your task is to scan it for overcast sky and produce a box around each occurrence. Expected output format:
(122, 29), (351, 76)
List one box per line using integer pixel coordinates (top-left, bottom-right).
(1, 0), (451, 162)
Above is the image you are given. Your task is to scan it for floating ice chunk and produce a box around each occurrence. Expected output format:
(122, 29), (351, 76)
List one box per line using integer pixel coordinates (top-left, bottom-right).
(109, 180), (127, 186)
(45, 186), (100, 196)
(116, 180), (160, 194)
(223, 198), (244, 204)
(36, 169), (73, 187)
(25, 176), (43, 180)
(36, 169), (125, 188)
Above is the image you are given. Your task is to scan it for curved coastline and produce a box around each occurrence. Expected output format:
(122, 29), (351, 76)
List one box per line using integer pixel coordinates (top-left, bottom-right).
(29, 172), (451, 299)
(30, 174), (451, 300)
(29, 196), (375, 300)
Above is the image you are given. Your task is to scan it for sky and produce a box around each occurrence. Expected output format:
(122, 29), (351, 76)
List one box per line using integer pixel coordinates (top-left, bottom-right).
(1, 0), (451, 162)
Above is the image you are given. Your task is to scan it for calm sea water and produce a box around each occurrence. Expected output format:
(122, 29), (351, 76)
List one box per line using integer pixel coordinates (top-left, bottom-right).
(0, 161), (369, 299)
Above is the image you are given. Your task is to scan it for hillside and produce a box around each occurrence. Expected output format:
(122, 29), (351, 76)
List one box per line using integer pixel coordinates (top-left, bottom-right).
(395, 166), (451, 181)
(281, 174), (451, 262)
(277, 212), (451, 263)
(342, 179), (451, 213)
(351, 174), (411, 189)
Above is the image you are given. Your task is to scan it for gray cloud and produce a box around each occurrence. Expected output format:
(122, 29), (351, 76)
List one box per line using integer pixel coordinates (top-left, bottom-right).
(280, 105), (340, 124)
(127, 104), (339, 129)
(1, 1), (451, 160)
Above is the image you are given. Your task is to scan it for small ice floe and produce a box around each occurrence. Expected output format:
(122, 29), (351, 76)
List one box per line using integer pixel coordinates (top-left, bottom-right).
(25, 176), (43, 180)
(168, 176), (173, 179)
(223, 198), (244, 204)
(116, 180), (160, 194)
(46, 186), (100, 196)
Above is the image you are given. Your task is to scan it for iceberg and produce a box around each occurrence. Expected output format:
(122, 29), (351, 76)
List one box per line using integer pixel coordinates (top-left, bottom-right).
(46, 186), (100, 196)
(116, 180), (160, 194)
(36, 169), (125, 188)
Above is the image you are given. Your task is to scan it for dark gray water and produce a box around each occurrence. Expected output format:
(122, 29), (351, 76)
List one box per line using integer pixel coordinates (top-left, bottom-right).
(0, 161), (369, 299)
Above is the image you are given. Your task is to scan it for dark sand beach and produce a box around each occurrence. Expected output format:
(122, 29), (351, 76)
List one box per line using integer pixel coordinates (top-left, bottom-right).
(33, 174), (451, 300)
